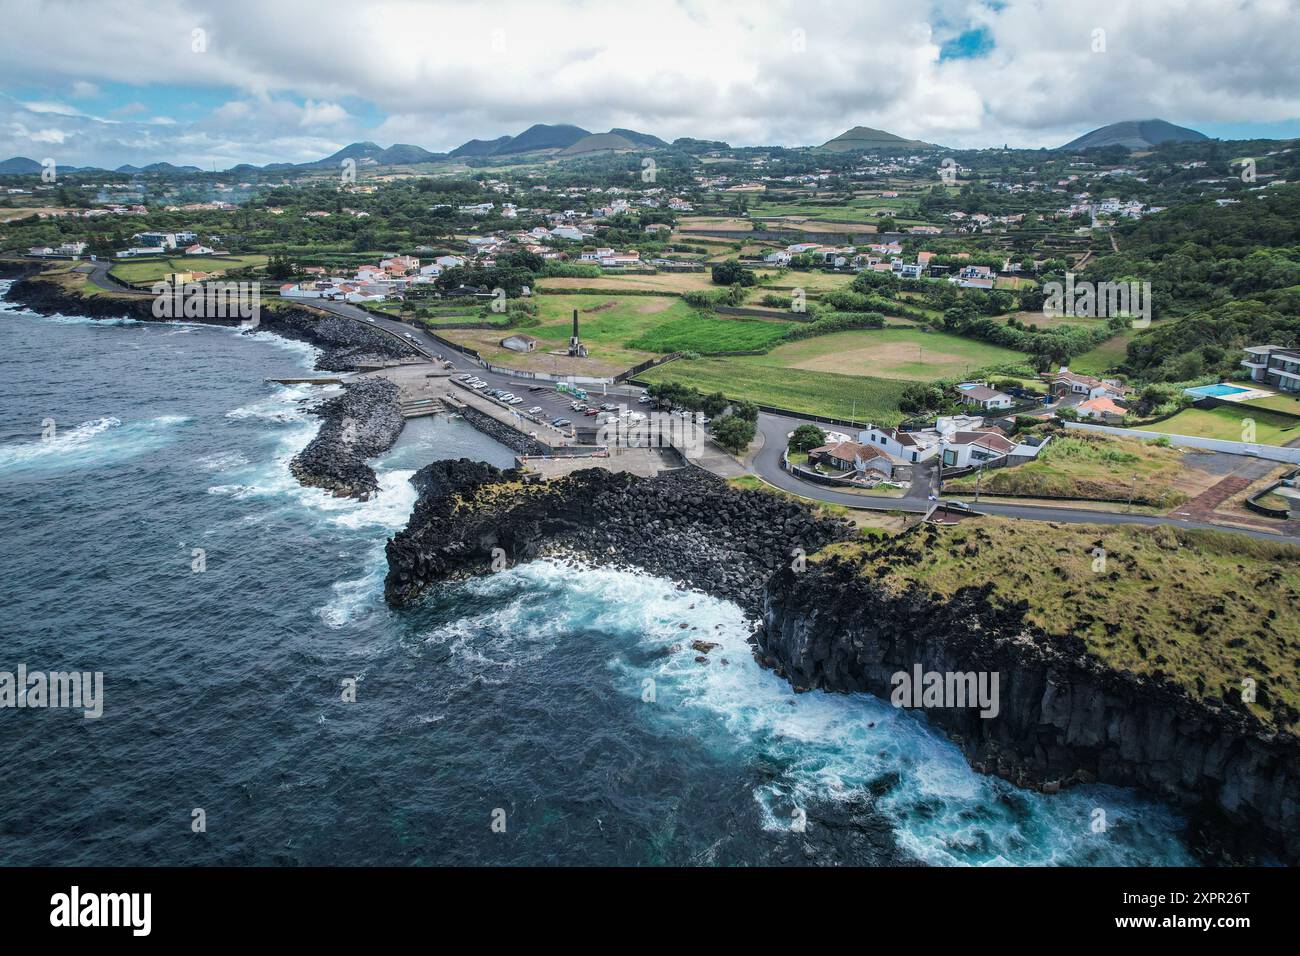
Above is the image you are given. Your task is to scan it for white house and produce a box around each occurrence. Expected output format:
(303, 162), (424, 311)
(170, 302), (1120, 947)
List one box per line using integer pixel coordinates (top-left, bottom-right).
(954, 383), (1013, 411)
(857, 424), (941, 463)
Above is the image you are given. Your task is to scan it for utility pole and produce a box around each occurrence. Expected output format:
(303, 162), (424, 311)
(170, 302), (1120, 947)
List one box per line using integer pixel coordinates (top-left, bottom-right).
(975, 463), (982, 502)
(1127, 472), (1138, 512)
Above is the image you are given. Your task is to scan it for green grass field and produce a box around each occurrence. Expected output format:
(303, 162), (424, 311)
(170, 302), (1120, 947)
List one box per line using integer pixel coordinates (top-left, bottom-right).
(109, 255), (267, 284)
(626, 314), (794, 353)
(741, 327), (1027, 381)
(1069, 329), (1134, 375)
(641, 357), (912, 423)
(1142, 405), (1300, 445)
(943, 433), (1190, 507)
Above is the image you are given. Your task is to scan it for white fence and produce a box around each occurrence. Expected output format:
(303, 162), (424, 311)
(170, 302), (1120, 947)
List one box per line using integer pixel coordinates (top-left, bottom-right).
(1064, 421), (1300, 464)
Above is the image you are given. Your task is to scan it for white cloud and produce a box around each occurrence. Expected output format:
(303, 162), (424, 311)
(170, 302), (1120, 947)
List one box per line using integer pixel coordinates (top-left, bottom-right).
(0, 0), (1296, 165)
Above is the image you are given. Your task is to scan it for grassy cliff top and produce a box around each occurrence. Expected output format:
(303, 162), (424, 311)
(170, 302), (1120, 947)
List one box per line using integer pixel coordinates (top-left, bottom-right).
(816, 519), (1300, 731)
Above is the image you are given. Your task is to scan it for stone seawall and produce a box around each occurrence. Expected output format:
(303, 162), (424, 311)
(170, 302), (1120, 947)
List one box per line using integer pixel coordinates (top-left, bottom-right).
(290, 378), (404, 500)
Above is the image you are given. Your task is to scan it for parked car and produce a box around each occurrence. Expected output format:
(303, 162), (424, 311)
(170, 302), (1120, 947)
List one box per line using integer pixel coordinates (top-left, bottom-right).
(552, 418), (572, 427)
(458, 374), (472, 381)
(527, 406), (543, 415)
(508, 397), (524, 405)
(637, 395), (651, 404)
(600, 403), (618, 412)
(472, 382), (487, 389)
(584, 408), (599, 416)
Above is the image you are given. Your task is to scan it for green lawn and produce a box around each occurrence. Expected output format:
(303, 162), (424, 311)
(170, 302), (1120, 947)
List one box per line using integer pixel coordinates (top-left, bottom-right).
(109, 255), (267, 284)
(1242, 393), (1300, 417)
(1142, 406), (1300, 445)
(641, 357), (912, 423)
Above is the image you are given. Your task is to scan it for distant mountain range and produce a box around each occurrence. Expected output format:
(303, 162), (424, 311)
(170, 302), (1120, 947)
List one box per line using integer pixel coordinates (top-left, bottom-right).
(0, 118), (1254, 176)
(819, 126), (941, 152)
(1061, 119), (1209, 150)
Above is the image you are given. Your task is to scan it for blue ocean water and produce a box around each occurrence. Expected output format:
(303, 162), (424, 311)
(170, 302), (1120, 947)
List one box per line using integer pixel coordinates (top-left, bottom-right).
(0, 280), (1194, 866)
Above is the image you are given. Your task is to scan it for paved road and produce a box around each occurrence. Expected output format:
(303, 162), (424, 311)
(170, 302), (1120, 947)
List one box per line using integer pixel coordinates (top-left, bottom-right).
(755, 412), (1300, 543)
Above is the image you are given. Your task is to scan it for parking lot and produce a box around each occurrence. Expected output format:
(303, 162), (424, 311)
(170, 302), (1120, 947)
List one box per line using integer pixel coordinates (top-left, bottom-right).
(452, 372), (654, 432)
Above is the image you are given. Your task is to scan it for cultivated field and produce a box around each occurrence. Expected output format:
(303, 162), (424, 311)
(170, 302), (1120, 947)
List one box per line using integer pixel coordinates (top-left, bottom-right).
(748, 327), (1027, 381)
(640, 357), (913, 423)
(535, 272), (717, 294)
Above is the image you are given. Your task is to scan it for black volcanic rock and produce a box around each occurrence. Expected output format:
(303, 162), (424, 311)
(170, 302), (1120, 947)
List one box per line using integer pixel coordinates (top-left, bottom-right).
(383, 465), (856, 612)
(755, 549), (1300, 864)
(290, 377), (404, 500)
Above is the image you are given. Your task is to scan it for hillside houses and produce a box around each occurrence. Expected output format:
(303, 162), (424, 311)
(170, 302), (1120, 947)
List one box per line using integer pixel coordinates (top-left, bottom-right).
(1049, 367), (1133, 401)
(852, 414), (1050, 475)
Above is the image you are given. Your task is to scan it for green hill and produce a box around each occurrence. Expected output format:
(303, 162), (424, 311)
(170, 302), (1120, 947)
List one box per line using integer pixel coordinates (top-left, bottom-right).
(1061, 119), (1208, 150)
(559, 132), (638, 156)
(819, 126), (939, 152)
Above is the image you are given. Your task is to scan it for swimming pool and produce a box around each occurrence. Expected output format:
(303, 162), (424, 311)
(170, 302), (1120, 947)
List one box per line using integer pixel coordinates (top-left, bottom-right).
(1185, 383), (1251, 398)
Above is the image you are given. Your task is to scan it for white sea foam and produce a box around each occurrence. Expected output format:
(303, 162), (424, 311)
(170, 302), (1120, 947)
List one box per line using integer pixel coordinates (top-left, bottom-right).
(421, 557), (1193, 867)
(0, 414), (191, 474)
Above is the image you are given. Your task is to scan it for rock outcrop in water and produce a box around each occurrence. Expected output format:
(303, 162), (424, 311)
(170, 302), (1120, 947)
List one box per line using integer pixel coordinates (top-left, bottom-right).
(291, 377), (404, 499)
(754, 544), (1300, 864)
(384, 461), (856, 612)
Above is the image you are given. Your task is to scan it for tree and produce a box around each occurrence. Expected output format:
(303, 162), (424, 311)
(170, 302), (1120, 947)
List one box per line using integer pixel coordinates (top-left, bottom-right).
(851, 270), (899, 295)
(711, 260), (756, 287)
(789, 424), (827, 452)
(711, 414), (756, 455)
(265, 254), (297, 280)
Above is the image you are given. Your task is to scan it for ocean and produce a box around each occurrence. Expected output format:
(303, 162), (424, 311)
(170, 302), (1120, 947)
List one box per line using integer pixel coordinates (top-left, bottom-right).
(0, 279), (1194, 866)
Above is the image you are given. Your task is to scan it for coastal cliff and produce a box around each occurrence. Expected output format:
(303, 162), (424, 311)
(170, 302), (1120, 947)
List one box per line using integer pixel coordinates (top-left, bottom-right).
(385, 464), (1300, 862)
(755, 525), (1300, 864)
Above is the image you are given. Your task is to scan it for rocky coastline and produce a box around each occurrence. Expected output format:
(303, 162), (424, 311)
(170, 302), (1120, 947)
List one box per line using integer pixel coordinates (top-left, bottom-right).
(3, 273), (420, 371)
(384, 460), (855, 613)
(755, 550), (1300, 864)
(290, 377), (405, 499)
(384, 460), (1300, 863)
(4, 271), (419, 500)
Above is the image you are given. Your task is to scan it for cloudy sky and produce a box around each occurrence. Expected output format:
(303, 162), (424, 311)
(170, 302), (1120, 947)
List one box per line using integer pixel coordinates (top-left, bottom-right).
(1, 0), (1298, 169)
